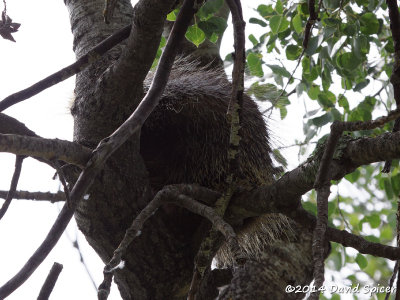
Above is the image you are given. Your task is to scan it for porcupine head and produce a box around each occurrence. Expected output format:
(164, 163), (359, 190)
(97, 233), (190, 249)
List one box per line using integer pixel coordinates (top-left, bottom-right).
(140, 57), (293, 267)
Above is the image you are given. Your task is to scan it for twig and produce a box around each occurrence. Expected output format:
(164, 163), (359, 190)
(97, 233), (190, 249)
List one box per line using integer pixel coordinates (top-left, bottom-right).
(37, 262), (63, 300)
(336, 190), (350, 231)
(0, 155), (24, 221)
(385, 261), (398, 300)
(0, 190), (65, 202)
(263, 50), (304, 115)
(65, 231), (98, 292)
(276, 141), (316, 150)
(52, 161), (71, 204)
(0, 25), (132, 112)
(0, 133), (91, 168)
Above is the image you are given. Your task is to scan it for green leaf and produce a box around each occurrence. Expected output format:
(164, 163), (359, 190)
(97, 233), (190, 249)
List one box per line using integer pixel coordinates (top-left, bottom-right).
(257, 4), (274, 17)
(343, 23), (357, 36)
(355, 254), (368, 269)
(267, 64), (291, 78)
(272, 149), (287, 167)
(380, 225), (393, 240)
(292, 14), (303, 34)
(270, 15), (290, 34)
(286, 44), (302, 60)
(275, 0), (283, 14)
(166, 10), (177, 21)
(197, 0), (223, 20)
(307, 85), (320, 100)
(185, 25), (206, 47)
(354, 79), (370, 92)
(198, 16), (227, 39)
(384, 178), (394, 199)
(209, 32), (218, 43)
(279, 106), (288, 119)
(249, 17), (267, 27)
(317, 91), (336, 108)
(247, 53), (264, 77)
(323, 17), (341, 27)
(360, 13), (379, 35)
(337, 52), (361, 70)
(365, 214), (381, 228)
(338, 95), (349, 111)
(305, 36), (319, 55)
(248, 34), (258, 47)
(311, 113), (333, 127)
(345, 170), (360, 183)
(247, 82), (284, 102)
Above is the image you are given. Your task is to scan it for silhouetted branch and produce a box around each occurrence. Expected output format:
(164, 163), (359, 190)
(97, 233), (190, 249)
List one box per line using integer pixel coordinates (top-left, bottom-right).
(37, 262), (63, 300)
(0, 190), (65, 202)
(0, 25), (131, 112)
(0, 155), (24, 221)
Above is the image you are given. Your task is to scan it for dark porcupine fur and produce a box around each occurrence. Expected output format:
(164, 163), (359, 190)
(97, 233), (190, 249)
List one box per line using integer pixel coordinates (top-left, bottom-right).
(140, 57), (293, 266)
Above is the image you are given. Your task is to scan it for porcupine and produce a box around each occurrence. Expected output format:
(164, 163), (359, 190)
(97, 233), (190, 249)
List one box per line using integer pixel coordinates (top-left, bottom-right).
(140, 57), (293, 266)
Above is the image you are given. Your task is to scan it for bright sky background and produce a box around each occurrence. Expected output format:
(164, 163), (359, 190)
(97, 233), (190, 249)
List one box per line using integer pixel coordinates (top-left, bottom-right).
(0, 1), (310, 299)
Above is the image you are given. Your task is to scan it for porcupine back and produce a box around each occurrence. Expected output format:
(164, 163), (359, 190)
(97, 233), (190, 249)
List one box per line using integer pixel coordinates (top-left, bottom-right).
(140, 57), (292, 266)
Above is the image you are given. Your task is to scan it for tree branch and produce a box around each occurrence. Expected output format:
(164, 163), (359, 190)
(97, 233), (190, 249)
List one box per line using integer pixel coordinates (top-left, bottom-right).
(0, 190), (65, 202)
(100, 0), (176, 102)
(0, 134), (91, 168)
(0, 25), (132, 112)
(0, 155), (24, 221)
(36, 262), (63, 300)
(0, 113), (37, 136)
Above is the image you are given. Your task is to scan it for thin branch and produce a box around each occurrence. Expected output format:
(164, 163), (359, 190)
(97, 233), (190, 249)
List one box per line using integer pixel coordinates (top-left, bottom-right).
(0, 25), (131, 112)
(0, 133), (91, 168)
(52, 161), (71, 203)
(37, 262), (63, 300)
(0, 155), (24, 221)
(385, 261), (398, 300)
(0, 190), (65, 202)
(65, 232), (97, 292)
(291, 207), (400, 261)
(263, 50), (304, 114)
